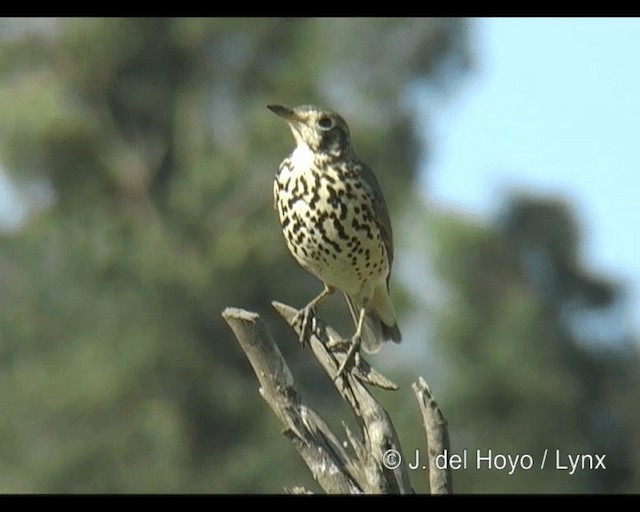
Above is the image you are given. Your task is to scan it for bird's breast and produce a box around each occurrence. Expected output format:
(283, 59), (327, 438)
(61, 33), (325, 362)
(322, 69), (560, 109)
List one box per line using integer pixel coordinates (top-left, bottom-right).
(288, 143), (315, 173)
(274, 156), (389, 296)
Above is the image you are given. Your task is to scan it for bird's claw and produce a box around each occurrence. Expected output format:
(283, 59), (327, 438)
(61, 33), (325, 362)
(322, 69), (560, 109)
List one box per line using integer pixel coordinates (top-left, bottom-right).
(334, 335), (362, 381)
(292, 306), (315, 346)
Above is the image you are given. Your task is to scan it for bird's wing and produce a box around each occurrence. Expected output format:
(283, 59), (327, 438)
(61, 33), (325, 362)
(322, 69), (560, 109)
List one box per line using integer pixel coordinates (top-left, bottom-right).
(358, 161), (394, 270)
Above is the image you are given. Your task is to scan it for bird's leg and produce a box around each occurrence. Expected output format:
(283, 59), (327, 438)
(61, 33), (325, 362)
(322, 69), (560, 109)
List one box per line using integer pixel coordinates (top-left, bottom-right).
(334, 305), (366, 381)
(292, 284), (335, 345)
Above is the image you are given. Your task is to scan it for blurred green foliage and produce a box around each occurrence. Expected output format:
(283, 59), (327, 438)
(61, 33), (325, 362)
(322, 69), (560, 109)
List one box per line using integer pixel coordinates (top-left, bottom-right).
(429, 196), (639, 492)
(0, 18), (637, 493)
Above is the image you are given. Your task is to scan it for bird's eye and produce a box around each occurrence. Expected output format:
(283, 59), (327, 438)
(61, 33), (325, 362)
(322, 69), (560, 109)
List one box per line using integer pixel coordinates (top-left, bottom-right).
(317, 116), (335, 131)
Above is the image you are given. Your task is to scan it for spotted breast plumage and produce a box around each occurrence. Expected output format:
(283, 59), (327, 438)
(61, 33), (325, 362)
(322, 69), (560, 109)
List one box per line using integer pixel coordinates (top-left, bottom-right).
(268, 104), (401, 374)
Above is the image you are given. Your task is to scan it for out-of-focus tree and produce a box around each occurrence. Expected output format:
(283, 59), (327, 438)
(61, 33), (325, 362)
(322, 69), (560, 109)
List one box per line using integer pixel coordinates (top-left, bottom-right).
(0, 17), (471, 492)
(429, 193), (639, 493)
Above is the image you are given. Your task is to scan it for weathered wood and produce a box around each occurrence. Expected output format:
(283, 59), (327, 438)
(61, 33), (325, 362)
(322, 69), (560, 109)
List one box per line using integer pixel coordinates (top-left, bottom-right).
(412, 377), (453, 494)
(222, 307), (360, 494)
(272, 301), (412, 493)
(223, 302), (452, 494)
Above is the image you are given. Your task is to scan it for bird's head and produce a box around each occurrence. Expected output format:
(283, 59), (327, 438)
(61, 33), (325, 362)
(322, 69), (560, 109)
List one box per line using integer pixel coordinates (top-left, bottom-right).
(268, 104), (353, 157)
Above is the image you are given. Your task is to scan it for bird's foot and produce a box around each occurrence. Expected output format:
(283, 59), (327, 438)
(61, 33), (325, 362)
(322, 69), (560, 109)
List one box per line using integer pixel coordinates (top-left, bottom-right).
(292, 305), (316, 347)
(291, 285), (335, 347)
(334, 334), (362, 381)
(325, 337), (349, 351)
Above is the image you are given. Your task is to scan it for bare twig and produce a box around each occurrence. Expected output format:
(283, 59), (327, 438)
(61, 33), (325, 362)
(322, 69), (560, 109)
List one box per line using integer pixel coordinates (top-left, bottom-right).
(412, 377), (453, 494)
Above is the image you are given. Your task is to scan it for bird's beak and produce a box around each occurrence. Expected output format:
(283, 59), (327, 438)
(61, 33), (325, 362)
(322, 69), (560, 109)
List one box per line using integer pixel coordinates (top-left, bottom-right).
(267, 104), (300, 123)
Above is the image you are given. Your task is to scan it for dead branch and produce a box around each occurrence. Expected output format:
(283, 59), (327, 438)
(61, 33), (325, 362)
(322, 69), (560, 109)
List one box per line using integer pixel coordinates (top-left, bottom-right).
(412, 377), (453, 494)
(222, 302), (452, 494)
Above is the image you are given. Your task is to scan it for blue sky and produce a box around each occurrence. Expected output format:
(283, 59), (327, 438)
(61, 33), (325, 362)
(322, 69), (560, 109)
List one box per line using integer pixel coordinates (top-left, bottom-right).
(423, 18), (640, 336)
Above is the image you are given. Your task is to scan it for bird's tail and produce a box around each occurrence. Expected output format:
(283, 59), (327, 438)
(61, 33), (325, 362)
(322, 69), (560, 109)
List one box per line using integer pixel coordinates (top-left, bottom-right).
(344, 291), (401, 354)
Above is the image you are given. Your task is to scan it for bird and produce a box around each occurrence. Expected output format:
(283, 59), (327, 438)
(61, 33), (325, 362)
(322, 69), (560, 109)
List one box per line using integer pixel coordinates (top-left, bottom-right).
(268, 104), (401, 377)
